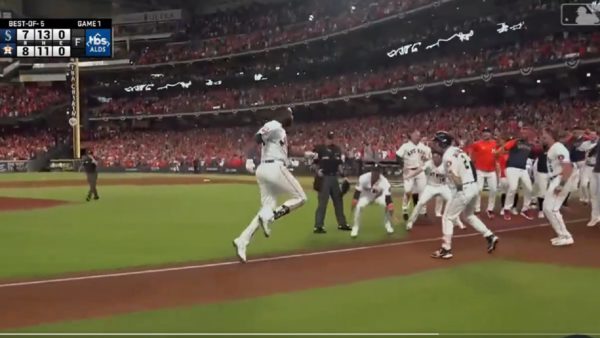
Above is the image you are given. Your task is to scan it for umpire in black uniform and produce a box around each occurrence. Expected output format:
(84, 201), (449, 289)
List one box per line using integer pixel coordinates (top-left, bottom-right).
(82, 150), (100, 201)
(312, 131), (351, 234)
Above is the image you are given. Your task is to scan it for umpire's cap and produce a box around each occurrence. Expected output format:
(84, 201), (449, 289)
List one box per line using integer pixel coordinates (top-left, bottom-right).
(432, 131), (454, 148)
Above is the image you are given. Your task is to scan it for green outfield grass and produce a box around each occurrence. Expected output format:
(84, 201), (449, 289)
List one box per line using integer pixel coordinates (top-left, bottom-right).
(17, 261), (600, 334)
(0, 174), (404, 279)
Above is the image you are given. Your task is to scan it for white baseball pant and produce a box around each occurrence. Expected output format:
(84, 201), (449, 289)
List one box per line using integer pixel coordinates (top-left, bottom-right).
(503, 167), (533, 212)
(498, 177), (508, 194)
(403, 169), (426, 214)
(442, 183), (494, 250)
(579, 164), (594, 202)
(475, 170), (498, 212)
(353, 194), (394, 235)
(590, 172), (600, 222)
(238, 162), (307, 245)
(534, 171), (549, 199)
(543, 174), (578, 239)
(406, 184), (463, 228)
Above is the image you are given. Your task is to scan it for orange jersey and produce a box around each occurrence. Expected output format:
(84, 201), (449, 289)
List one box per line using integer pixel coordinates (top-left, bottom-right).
(471, 139), (498, 172)
(498, 152), (509, 178)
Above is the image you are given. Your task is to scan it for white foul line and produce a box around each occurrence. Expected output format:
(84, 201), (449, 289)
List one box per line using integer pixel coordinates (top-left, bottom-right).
(0, 218), (587, 289)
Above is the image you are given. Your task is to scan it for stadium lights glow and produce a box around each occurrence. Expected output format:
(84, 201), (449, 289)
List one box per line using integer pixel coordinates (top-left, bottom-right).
(461, 89), (466, 93)
(587, 72), (592, 77)
(536, 79), (541, 84)
(403, 96), (407, 100)
(308, 14), (314, 21)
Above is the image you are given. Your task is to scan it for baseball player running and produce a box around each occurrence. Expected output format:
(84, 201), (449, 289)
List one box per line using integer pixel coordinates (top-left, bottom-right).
(396, 130), (431, 220)
(430, 131), (499, 259)
(540, 128), (578, 246)
(405, 152), (465, 231)
(233, 108), (307, 262)
(500, 128), (535, 221)
(350, 164), (395, 238)
(470, 128), (498, 218)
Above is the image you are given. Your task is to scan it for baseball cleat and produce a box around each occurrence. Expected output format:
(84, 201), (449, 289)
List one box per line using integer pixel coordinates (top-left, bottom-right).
(350, 226), (359, 238)
(486, 235), (499, 253)
(233, 238), (247, 263)
(486, 210), (495, 219)
(94, 196), (100, 200)
(431, 248), (453, 259)
(313, 227), (327, 234)
(405, 222), (413, 231)
(538, 211), (545, 219)
(435, 213), (442, 218)
(337, 224), (352, 231)
(587, 217), (600, 227)
(258, 209), (274, 237)
(552, 236), (574, 246)
(550, 237), (561, 244)
(86, 197), (91, 202)
(520, 210), (534, 221)
(500, 209), (505, 216)
(385, 225), (394, 235)
(503, 211), (511, 221)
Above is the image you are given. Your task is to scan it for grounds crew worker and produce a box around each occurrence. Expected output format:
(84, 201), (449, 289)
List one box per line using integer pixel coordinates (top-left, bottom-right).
(312, 131), (351, 234)
(82, 150), (99, 201)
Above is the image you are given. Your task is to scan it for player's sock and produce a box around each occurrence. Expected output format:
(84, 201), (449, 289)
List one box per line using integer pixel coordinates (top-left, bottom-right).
(538, 197), (544, 210)
(501, 193), (506, 207)
(412, 194), (419, 206)
(513, 193), (519, 209)
(563, 193), (570, 207)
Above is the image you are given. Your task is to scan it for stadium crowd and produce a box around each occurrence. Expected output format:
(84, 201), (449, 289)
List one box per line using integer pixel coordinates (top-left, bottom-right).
(0, 85), (68, 118)
(134, 0), (436, 64)
(0, 130), (56, 161)
(94, 32), (600, 117)
(84, 98), (599, 168)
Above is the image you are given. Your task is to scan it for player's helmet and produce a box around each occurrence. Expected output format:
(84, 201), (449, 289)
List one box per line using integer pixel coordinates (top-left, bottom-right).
(432, 131), (453, 149)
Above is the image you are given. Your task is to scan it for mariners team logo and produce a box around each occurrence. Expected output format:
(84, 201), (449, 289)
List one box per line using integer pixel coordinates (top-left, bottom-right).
(85, 29), (112, 57)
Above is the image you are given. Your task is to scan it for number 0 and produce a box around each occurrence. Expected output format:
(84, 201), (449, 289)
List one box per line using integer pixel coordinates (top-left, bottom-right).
(58, 47), (65, 56)
(58, 30), (65, 39)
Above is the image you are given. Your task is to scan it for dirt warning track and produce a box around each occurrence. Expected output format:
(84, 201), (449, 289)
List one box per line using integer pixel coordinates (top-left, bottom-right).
(0, 204), (597, 330)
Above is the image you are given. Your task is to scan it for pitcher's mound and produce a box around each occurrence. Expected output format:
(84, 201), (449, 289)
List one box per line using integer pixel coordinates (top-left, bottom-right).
(0, 197), (70, 212)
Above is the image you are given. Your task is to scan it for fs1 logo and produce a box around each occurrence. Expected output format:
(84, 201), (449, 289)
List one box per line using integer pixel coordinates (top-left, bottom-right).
(85, 29), (111, 57)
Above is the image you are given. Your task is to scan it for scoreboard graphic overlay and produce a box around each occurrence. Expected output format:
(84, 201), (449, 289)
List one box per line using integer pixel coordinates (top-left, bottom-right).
(0, 19), (112, 58)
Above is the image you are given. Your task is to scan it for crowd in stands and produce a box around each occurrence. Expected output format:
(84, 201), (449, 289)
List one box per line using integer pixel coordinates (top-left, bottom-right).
(0, 85), (68, 118)
(85, 98), (599, 168)
(0, 130), (56, 161)
(135, 0), (436, 64)
(94, 32), (600, 117)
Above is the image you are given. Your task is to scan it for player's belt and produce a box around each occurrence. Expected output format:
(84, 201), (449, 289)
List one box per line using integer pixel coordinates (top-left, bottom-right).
(262, 159), (285, 164)
(407, 167), (419, 170)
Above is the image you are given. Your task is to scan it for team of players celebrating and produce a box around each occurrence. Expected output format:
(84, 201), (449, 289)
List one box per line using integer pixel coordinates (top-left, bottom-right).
(233, 108), (598, 262)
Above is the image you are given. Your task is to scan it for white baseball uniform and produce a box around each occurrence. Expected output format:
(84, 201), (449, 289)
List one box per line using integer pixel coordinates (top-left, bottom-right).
(440, 146), (494, 250)
(577, 140), (597, 203)
(351, 172), (394, 236)
(543, 142), (578, 241)
(590, 145), (600, 224)
(533, 157), (549, 199)
(396, 141), (430, 213)
(237, 120), (307, 246)
(405, 160), (464, 229)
